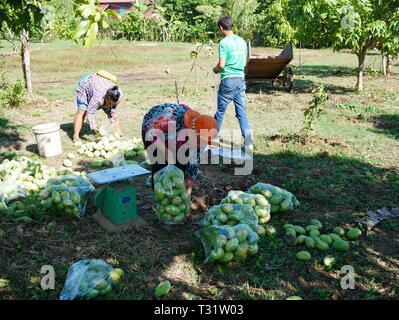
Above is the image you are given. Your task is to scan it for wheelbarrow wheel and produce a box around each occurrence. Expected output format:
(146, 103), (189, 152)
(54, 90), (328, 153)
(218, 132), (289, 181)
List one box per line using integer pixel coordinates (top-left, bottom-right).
(283, 67), (294, 93)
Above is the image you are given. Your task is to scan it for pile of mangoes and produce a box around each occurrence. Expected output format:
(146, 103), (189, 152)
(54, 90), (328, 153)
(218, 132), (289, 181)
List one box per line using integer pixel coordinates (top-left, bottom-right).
(220, 190), (271, 224)
(200, 204), (265, 236)
(0, 155), (58, 194)
(75, 132), (145, 160)
(281, 219), (362, 262)
(248, 183), (300, 214)
(39, 175), (95, 218)
(60, 259), (124, 300)
(199, 224), (260, 263)
(153, 165), (190, 224)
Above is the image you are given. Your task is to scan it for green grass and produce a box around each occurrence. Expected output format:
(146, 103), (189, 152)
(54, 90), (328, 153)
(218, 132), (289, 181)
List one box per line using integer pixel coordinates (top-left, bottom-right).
(0, 39), (399, 300)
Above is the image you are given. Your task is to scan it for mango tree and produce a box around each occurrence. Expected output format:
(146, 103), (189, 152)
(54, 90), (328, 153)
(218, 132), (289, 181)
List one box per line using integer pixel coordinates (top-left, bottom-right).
(0, 0), (44, 93)
(287, 0), (399, 92)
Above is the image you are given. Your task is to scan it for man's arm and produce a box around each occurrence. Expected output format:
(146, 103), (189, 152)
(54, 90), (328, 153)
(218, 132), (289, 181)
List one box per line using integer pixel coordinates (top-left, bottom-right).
(213, 56), (226, 74)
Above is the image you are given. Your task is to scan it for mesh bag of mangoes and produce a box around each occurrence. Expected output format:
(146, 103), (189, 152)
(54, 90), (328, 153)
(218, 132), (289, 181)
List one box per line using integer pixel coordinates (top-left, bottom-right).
(248, 183), (300, 214)
(198, 224), (260, 263)
(153, 165), (190, 225)
(220, 190), (271, 224)
(60, 259), (124, 300)
(39, 175), (95, 218)
(199, 203), (266, 236)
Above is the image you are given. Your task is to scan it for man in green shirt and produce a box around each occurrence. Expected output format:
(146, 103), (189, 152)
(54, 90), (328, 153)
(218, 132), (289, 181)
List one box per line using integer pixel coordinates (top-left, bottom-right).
(213, 16), (253, 150)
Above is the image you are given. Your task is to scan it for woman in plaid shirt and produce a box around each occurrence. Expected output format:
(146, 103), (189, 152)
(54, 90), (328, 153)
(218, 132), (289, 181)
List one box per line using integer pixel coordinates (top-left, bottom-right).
(73, 73), (123, 143)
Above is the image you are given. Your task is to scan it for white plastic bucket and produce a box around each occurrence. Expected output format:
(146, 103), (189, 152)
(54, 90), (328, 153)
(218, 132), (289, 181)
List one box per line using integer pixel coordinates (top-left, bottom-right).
(32, 123), (62, 157)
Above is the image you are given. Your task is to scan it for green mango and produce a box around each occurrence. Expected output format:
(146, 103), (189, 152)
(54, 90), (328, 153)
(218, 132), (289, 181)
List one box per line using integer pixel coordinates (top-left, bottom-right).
(219, 252), (234, 262)
(215, 234), (227, 247)
(85, 289), (99, 299)
(236, 229), (248, 243)
(283, 223), (295, 230)
(225, 238), (239, 252)
(286, 296), (303, 300)
(228, 210), (245, 221)
(172, 213), (185, 223)
(254, 195), (269, 207)
(215, 211), (229, 223)
(221, 205), (234, 214)
(210, 247), (224, 260)
(162, 177), (173, 190)
(293, 226), (306, 235)
(306, 225), (319, 233)
(309, 229), (320, 238)
(310, 219), (323, 229)
(161, 197), (170, 206)
(247, 231), (259, 244)
(224, 227), (236, 239)
(332, 240), (349, 252)
(297, 235), (306, 245)
(256, 225), (266, 236)
(346, 228), (362, 240)
(329, 233), (342, 242)
(296, 251), (311, 261)
(305, 237), (315, 250)
(280, 198), (293, 211)
(320, 235), (332, 245)
(165, 204), (180, 216)
(286, 228), (296, 236)
(270, 194), (283, 205)
(247, 244), (259, 256)
(315, 240), (329, 251)
(333, 227), (345, 237)
(234, 243), (249, 260)
(171, 196), (182, 206)
(260, 189), (273, 199)
(155, 280), (171, 298)
(254, 206), (269, 218)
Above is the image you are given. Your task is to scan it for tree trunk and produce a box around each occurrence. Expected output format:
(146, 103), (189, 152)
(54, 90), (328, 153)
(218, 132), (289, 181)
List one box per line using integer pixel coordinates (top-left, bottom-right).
(20, 29), (32, 94)
(386, 55), (392, 77)
(382, 54), (387, 77)
(355, 48), (367, 93)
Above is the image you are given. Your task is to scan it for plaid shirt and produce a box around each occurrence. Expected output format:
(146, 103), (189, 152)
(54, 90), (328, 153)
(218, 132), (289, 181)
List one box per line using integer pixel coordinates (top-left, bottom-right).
(75, 74), (123, 130)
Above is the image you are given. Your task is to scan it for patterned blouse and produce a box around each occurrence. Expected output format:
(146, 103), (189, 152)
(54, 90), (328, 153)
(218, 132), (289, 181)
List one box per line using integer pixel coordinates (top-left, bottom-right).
(75, 74), (123, 130)
(142, 103), (201, 181)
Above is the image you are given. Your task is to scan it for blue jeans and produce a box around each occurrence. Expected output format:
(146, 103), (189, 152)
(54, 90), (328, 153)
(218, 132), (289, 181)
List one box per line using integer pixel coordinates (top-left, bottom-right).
(214, 77), (253, 146)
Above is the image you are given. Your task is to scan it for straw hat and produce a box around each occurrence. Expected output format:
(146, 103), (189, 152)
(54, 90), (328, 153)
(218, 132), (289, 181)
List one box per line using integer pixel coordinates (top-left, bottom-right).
(184, 109), (218, 146)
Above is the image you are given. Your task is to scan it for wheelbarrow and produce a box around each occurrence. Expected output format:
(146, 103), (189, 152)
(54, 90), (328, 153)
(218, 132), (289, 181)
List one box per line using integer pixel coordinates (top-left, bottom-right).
(245, 41), (294, 92)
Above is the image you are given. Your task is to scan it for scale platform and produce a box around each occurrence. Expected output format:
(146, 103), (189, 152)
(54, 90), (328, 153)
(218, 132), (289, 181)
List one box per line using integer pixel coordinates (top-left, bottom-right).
(87, 164), (151, 185)
(87, 164), (151, 231)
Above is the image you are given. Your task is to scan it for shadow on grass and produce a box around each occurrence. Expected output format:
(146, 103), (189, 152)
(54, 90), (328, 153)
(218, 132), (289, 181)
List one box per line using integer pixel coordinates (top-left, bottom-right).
(60, 122), (92, 142)
(246, 78), (354, 95)
(369, 114), (399, 140)
(293, 65), (355, 78)
(0, 116), (25, 150)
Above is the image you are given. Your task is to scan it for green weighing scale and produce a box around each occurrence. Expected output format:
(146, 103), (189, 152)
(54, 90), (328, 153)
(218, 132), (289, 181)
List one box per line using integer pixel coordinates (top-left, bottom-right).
(87, 164), (151, 231)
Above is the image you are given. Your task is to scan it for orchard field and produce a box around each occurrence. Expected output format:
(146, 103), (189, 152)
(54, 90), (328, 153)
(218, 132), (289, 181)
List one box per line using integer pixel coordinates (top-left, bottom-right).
(1, 40), (399, 300)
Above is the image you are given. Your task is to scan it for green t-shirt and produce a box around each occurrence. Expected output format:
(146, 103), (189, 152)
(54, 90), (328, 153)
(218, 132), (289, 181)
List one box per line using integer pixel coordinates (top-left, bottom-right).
(218, 35), (247, 80)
